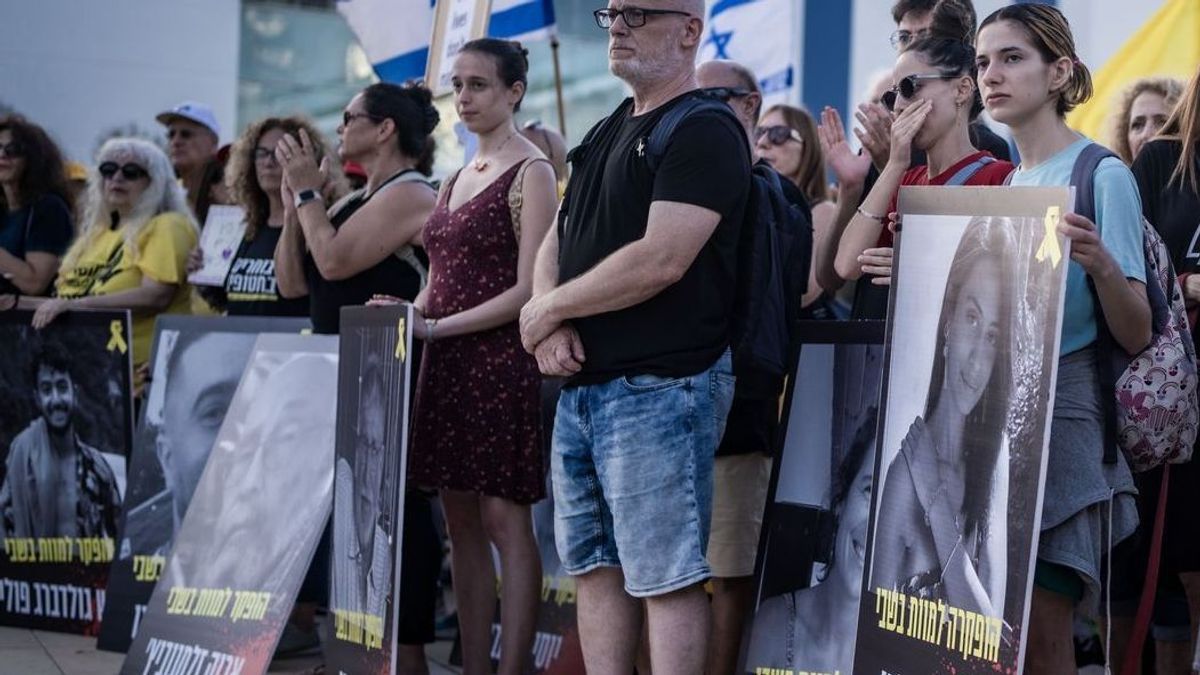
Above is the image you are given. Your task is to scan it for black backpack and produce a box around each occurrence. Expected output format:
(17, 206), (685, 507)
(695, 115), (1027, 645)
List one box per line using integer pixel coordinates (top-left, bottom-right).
(643, 92), (813, 398)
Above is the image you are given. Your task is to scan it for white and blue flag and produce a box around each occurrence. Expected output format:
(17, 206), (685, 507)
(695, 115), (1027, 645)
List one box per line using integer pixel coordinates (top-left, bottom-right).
(699, 0), (802, 107)
(338, 0), (556, 84)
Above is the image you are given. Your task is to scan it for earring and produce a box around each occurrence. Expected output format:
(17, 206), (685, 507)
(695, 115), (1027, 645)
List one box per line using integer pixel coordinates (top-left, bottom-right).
(955, 100), (963, 110)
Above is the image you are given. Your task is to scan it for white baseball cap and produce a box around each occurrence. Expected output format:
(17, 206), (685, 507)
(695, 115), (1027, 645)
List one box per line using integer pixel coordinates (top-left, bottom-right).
(156, 101), (220, 139)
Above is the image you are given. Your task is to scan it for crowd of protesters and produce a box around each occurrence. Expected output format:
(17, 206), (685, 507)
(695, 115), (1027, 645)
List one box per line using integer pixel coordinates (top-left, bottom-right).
(4, 0), (1200, 673)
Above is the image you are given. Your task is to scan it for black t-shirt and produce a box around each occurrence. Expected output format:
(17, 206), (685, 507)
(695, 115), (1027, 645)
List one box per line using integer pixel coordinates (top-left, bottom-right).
(1133, 139), (1200, 275)
(305, 173), (431, 335)
(223, 224), (310, 317)
(0, 194), (74, 294)
(558, 93), (750, 384)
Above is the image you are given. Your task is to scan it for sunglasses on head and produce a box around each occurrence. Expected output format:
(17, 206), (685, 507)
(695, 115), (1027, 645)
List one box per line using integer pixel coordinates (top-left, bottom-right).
(704, 87), (752, 103)
(0, 142), (24, 159)
(754, 125), (803, 146)
(98, 162), (150, 181)
(881, 73), (959, 111)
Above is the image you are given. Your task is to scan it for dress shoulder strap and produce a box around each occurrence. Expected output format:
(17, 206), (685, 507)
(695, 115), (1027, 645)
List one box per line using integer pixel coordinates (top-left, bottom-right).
(507, 157), (553, 241)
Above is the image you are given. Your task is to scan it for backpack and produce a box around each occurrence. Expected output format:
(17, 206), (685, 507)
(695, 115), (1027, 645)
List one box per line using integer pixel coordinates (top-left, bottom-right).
(1071, 143), (1198, 472)
(642, 92), (813, 398)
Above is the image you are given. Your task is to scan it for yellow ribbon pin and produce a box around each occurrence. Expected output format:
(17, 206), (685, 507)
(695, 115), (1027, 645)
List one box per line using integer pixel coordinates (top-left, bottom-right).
(106, 320), (128, 354)
(394, 317), (407, 362)
(1036, 206), (1063, 268)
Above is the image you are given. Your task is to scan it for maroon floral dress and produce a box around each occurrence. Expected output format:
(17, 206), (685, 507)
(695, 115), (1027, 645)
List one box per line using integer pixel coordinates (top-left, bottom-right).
(409, 160), (544, 504)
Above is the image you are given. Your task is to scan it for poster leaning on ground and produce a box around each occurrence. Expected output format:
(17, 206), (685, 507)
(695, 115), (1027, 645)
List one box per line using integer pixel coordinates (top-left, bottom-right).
(740, 321), (885, 675)
(853, 186), (1072, 675)
(326, 305), (414, 675)
(120, 334), (338, 675)
(0, 309), (133, 635)
(98, 315), (310, 652)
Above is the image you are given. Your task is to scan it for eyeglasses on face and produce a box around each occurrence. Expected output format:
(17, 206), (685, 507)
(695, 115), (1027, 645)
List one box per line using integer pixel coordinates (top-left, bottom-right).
(0, 142), (24, 159)
(342, 110), (381, 127)
(167, 128), (195, 141)
(881, 73), (959, 111)
(253, 147), (279, 164)
(98, 162), (150, 181)
(754, 125), (803, 146)
(593, 6), (692, 29)
(889, 28), (929, 50)
(704, 87), (753, 103)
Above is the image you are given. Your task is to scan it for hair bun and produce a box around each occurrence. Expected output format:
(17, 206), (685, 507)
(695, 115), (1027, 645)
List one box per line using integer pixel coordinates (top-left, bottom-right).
(422, 107), (440, 135)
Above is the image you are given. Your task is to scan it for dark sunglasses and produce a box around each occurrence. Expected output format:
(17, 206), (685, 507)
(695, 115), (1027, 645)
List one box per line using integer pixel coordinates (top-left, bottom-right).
(881, 73), (959, 111)
(0, 142), (24, 159)
(704, 87), (753, 103)
(253, 147), (279, 163)
(343, 110), (381, 127)
(593, 6), (691, 29)
(754, 125), (802, 146)
(98, 162), (150, 181)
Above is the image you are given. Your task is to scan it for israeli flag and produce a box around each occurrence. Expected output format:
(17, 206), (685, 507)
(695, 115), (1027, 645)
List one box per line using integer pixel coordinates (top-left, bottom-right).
(338, 0), (557, 84)
(699, 0), (802, 107)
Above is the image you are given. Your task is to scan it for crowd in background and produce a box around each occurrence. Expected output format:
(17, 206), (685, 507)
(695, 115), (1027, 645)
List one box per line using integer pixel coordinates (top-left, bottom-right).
(3, 0), (1200, 673)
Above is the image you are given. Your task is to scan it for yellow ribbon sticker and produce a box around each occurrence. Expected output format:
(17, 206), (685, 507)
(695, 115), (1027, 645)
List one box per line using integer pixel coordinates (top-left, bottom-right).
(1037, 206), (1063, 268)
(394, 318), (407, 362)
(106, 320), (128, 354)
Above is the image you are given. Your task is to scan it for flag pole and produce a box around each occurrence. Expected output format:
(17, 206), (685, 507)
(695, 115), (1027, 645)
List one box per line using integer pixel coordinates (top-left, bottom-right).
(551, 33), (567, 137)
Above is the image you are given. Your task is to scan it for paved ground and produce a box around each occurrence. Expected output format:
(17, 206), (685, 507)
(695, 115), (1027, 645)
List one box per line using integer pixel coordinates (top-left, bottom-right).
(0, 626), (462, 675)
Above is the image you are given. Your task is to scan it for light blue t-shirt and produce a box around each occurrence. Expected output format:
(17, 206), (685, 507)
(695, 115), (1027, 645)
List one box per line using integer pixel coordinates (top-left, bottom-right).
(1008, 137), (1146, 355)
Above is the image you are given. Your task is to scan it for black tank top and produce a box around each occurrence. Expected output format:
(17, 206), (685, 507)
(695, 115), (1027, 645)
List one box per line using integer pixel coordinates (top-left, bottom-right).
(304, 169), (431, 334)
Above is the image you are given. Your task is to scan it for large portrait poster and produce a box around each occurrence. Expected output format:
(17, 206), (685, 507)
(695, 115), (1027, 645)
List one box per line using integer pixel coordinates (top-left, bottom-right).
(853, 186), (1072, 675)
(0, 309), (133, 634)
(120, 334), (338, 675)
(98, 316), (310, 652)
(741, 321), (885, 675)
(326, 305), (413, 675)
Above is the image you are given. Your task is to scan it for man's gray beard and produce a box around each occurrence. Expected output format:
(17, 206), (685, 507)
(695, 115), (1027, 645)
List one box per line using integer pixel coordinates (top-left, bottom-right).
(611, 55), (686, 92)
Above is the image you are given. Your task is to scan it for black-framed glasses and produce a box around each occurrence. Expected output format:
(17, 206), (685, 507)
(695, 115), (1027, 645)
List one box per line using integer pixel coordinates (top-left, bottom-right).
(881, 73), (959, 111)
(98, 162), (150, 181)
(754, 125), (802, 146)
(0, 142), (24, 159)
(253, 147), (278, 164)
(704, 87), (752, 103)
(889, 28), (929, 50)
(342, 110), (381, 127)
(593, 6), (691, 29)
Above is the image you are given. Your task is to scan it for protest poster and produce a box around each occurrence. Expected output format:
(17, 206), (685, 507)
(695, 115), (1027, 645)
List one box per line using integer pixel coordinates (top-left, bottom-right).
(740, 321), (885, 675)
(98, 316), (310, 652)
(449, 378), (585, 674)
(426, 0), (493, 97)
(187, 205), (248, 287)
(120, 334), (338, 675)
(326, 305), (414, 675)
(853, 186), (1072, 674)
(0, 309), (133, 634)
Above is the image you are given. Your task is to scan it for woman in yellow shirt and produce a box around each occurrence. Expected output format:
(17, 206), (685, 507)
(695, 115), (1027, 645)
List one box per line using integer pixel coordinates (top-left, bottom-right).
(25, 137), (197, 367)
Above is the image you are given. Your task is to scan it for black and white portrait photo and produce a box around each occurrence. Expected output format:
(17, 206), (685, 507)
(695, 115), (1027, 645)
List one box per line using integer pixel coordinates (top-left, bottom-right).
(855, 188), (1072, 674)
(742, 323), (883, 675)
(0, 309), (133, 633)
(99, 316), (308, 652)
(122, 334), (338, 675)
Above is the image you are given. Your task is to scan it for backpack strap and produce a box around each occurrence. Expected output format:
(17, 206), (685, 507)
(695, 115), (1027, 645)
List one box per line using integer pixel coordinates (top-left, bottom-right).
(1070, 142), (1128, 465)
(644, 91), (744, 173)
(507, 157), (553, 241)
(944, 155), (995, 186)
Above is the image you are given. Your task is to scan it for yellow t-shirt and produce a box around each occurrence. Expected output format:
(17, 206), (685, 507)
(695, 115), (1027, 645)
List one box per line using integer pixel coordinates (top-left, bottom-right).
(56, 212), (197, 365)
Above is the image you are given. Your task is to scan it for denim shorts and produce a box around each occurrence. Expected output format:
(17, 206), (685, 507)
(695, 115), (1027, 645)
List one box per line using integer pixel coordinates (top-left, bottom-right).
(551, 351), (735, 597)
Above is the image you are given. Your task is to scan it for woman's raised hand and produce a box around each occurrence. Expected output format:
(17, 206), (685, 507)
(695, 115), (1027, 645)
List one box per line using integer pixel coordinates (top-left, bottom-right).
(819, 106), (872, 190)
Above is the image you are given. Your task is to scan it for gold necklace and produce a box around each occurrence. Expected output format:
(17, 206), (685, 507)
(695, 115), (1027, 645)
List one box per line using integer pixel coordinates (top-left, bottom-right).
(471, 132), (516, 172)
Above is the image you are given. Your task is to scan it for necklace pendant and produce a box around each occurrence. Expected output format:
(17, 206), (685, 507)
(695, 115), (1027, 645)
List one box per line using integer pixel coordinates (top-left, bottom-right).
(472, 157), (489, 172)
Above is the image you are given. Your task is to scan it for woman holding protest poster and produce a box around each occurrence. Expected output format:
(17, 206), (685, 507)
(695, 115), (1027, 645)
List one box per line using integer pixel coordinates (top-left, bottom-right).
(976, 5), (1152, 671)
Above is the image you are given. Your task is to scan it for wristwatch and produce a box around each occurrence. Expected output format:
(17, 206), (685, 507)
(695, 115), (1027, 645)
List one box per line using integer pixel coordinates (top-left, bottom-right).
(294, 188), (323, 209)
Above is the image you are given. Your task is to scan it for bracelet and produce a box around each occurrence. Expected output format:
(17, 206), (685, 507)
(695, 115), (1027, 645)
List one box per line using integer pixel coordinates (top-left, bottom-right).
(856, 205), (885, 222)
(424, 317), (438, 343)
